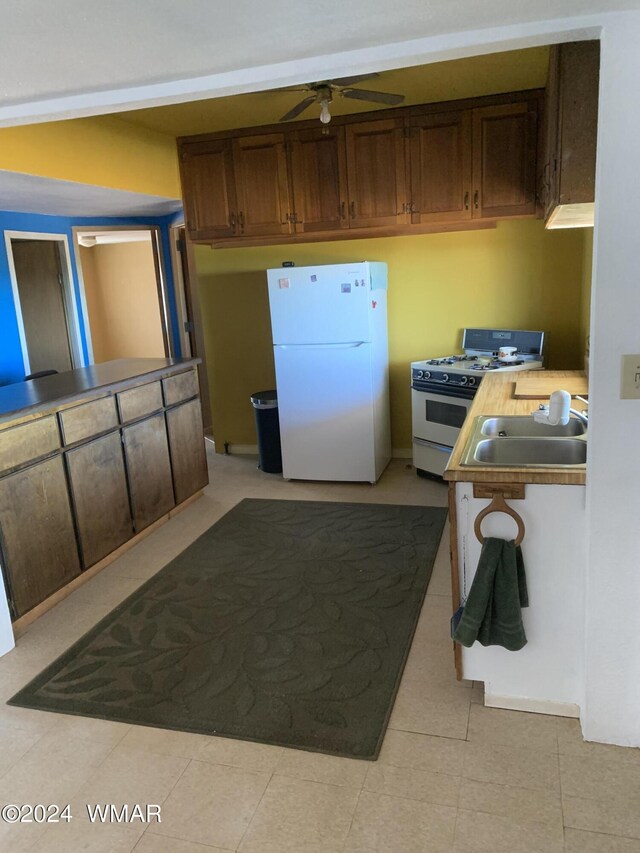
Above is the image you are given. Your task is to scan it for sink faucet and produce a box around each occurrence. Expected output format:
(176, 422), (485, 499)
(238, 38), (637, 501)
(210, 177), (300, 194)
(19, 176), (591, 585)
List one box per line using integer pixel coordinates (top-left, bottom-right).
(532, 390), (588, 427)
(570, 395), (589, 426)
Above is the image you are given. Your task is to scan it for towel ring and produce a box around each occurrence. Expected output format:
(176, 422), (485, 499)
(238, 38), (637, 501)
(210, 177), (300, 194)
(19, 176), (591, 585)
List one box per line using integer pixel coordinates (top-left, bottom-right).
(474, 494), (525, 546)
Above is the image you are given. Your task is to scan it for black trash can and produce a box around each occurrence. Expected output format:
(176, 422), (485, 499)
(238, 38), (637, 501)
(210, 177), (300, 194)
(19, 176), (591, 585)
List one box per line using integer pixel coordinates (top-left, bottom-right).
(250, 390), (283, 474)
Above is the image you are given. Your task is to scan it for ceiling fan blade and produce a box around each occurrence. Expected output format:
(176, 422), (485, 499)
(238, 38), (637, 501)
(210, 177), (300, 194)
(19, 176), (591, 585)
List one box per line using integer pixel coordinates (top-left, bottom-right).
(341, 88), (405, 105)
(330, 73), (380, 87)
(279, 96), (316, 122)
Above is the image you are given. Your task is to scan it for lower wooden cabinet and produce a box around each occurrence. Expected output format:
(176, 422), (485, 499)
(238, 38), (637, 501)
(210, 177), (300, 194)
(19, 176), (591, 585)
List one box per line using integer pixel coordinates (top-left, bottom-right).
(66, 432), (134, 568)
(0, 456), (81, 618)
(0, 363), (208, 621)
(166, 399), (209, 505)
(123, 413), (175, 532)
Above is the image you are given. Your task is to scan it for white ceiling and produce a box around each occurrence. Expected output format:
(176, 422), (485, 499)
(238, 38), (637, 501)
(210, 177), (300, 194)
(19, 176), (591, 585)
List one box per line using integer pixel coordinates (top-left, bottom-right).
(0, 1), (633, 124)
(0, 170), (182, 218)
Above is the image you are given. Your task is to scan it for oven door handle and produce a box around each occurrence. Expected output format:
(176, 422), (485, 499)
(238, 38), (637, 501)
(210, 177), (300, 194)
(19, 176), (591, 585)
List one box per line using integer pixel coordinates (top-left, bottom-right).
(413, 438), (453, 453)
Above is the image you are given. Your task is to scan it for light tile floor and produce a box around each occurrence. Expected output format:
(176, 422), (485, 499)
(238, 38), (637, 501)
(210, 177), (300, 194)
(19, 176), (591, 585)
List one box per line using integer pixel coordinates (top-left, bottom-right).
(0, 449), (638, 852)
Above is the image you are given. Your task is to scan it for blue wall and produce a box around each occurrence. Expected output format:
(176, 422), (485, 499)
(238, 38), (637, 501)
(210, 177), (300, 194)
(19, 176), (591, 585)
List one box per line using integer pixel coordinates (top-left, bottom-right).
(0, 209), (183, 385)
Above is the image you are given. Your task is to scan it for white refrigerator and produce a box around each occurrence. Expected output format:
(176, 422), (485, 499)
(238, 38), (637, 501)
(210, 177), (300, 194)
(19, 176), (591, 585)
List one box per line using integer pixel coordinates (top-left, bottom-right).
(267, 262), (391, 483)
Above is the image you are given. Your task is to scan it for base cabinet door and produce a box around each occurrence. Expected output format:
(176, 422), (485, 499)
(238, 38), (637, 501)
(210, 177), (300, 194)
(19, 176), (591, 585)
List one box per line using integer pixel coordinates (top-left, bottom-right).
(166, 399), (209, 505)
(67, 432), (133, 568)
(123, 413), (175, 532)
(0, 456), (81, 618)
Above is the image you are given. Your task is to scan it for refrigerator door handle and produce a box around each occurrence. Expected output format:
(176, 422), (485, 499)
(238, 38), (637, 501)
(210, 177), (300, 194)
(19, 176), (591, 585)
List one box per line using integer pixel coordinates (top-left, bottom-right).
(277, 342), (366, 349)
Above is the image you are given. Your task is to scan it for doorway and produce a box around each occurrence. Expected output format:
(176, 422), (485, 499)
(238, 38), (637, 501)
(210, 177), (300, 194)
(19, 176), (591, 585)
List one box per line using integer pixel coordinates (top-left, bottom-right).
(74, 226), (173, 363)
(5, 233), (84, 377)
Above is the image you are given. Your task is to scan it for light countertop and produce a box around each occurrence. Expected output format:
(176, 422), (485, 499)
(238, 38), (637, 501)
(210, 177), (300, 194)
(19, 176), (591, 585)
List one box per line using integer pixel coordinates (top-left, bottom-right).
(443, 370), (587, 486)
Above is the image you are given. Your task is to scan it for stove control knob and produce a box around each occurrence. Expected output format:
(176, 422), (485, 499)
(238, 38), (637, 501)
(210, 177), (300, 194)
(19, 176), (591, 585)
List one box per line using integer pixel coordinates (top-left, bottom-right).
(459, 376), (468, 385)
(423, 370), (431, 380)
(468, 376), (476, 387)
(415, 370), (423, 379)
(441, 373), (449, 383)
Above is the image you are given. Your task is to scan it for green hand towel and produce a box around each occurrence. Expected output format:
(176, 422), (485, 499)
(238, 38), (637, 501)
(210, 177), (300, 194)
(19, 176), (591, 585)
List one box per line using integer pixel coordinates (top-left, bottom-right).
(453, 537), (529, 651)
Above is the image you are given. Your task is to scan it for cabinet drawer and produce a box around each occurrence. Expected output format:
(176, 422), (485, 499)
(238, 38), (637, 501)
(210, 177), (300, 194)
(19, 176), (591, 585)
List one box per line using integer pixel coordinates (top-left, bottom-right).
(0, 415), (60, 474)
(117, 381), (163, 423)
(60, 396), (119, 445)
(162, 369), (198, 407)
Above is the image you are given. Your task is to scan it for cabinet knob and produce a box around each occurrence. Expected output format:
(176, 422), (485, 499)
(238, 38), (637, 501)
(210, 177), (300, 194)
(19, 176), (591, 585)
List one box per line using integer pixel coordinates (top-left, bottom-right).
(350, 201), (356, 218)
(474, 190), (479, 210)
(238, 212), (245, 230)
(339, 202), (346, 220)
(230, 213), (236, 229)
(464, 192), (470, 210)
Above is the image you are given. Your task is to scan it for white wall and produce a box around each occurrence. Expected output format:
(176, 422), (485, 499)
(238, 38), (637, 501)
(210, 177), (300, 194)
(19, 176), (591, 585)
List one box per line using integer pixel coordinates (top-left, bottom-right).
(583, 15), (640, 746)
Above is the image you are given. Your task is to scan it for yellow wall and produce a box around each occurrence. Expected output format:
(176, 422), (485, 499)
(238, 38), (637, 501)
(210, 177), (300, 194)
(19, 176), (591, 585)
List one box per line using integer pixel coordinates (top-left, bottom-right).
(195, 219), (587, 451)
(79, 241), (166, 361)
(0, 116), (180, 198)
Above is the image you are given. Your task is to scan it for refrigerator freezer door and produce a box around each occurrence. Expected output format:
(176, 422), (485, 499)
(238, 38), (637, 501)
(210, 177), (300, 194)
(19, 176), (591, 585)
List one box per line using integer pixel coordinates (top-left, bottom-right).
(274, 342), (376, 481)
(268, 264), (372, 345)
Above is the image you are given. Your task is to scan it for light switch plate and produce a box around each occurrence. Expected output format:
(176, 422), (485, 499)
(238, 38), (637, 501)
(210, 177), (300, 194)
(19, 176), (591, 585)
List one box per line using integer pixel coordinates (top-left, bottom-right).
(621, 354), (640, 399)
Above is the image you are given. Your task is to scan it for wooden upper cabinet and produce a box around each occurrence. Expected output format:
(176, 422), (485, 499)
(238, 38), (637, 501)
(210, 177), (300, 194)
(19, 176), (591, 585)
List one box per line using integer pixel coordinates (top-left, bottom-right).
(471, 102), (537, 219)
(345, 119), (407, 229)
(408, 111), (472, 224)
(232, 133), (292, 237)
(289, 127), (349, 234)
(542, 42), (599, 226)
(181, 139), (238, 240)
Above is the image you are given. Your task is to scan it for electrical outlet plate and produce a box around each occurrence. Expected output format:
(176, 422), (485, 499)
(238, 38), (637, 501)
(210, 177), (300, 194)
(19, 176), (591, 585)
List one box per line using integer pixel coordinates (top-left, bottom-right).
(621, 354), (640, 399)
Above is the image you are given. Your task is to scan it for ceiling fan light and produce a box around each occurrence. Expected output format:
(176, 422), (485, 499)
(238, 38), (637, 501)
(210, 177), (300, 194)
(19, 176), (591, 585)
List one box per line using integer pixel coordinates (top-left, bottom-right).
(319, 100), (331, 124)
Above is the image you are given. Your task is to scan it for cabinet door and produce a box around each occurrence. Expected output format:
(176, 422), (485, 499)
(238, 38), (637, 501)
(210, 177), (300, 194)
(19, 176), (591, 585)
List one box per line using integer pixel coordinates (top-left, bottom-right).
(166, 399), (209, 505)
(123, 413), (175, 533)
(233, 134), (292, 237)
(289, 127), (349, 234)
(541, 47), (561, 219)
(180, 139), (238, 240)
(66, 432), (133, 568)
(0, 456), (81, 618)
(409, 111), (472, 224)
(472, 102), (537, 219)
(345, 119), (407, 228)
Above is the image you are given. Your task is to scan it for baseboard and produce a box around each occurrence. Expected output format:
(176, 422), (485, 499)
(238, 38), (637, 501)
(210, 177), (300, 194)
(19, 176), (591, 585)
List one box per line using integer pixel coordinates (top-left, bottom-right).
(226, 444), (258, 455)
(484, 692), (580, 718)
(392, 448), (413, 459)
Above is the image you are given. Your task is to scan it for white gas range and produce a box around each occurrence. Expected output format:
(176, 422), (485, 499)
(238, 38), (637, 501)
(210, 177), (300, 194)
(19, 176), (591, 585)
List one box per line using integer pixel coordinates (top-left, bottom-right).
(412, 328), (544, 477)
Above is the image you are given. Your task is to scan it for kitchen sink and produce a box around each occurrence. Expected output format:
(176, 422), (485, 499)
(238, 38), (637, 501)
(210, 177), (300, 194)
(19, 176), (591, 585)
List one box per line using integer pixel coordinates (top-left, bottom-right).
(461, 416), (587, 468)
(471, 438), (587, 466)
(480, 416), (586, 438)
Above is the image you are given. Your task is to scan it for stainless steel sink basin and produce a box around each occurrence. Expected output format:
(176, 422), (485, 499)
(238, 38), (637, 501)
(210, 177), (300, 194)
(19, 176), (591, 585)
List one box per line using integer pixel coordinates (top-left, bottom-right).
(480, 416), (586, 438)
(472, 438), (587, 466)
(460, 415), (587, 468)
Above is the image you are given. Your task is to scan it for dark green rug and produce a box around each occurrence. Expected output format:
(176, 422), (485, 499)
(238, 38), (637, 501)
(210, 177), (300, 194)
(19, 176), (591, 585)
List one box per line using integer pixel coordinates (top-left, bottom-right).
(9, 498), (447, 759)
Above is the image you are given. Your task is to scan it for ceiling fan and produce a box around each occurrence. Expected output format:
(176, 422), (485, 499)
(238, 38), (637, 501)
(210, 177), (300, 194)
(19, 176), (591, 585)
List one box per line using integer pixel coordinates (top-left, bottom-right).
(279, 74), (405, 126)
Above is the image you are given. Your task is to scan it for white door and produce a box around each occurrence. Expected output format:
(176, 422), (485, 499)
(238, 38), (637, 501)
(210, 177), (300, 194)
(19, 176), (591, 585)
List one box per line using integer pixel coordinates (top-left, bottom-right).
(267, 264), (372, 345)
(274, 341), (376, 481)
